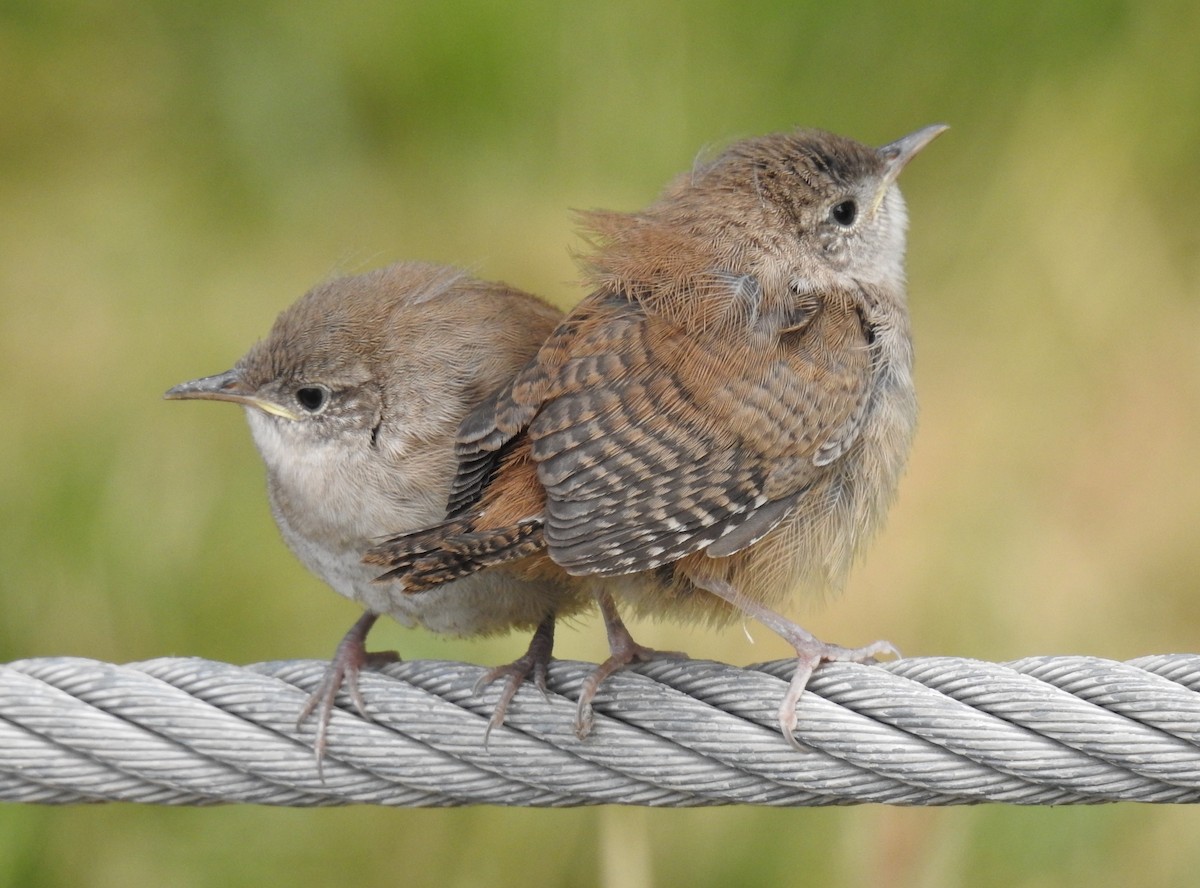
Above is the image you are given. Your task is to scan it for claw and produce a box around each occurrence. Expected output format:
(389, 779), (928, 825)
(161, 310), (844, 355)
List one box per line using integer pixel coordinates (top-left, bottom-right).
(773, 639), (899, 748)
(574, 592), (687, 739)
(297, 611), (399, 768)
(473, 613), (556, 744)
(687, 574), (898, 747)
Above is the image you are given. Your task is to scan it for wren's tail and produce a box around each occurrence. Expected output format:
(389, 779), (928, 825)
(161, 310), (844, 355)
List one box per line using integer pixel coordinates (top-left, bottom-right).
(364, 516), (546, 592)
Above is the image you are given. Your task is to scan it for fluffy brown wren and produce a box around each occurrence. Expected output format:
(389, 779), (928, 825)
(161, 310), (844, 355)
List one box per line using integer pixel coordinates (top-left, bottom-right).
(165, 262), (589, 754)
(367, 125), (945, 741)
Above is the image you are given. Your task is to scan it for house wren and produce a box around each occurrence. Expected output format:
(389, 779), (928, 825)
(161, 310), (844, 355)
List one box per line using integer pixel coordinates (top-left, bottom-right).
(166, 262), (590, 755)
(366, 125), (946, 741)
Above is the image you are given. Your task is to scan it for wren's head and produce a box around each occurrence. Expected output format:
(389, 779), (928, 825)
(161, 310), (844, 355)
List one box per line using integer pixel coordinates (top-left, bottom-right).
(579, 124), (946, 305)
(166, 263), (446, 467)
(165, 262), (562, 524)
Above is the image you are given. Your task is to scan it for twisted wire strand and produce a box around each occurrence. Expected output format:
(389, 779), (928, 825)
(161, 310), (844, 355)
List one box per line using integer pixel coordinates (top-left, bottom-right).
(2, 654), (1199, 807)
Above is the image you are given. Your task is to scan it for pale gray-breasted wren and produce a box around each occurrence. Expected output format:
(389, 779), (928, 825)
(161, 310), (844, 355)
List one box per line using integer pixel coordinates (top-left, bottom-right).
(166, 261), (591, 755)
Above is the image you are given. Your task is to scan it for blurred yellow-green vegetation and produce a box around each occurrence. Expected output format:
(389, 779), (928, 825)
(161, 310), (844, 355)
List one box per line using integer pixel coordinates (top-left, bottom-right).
(2, 0), (1200, 885)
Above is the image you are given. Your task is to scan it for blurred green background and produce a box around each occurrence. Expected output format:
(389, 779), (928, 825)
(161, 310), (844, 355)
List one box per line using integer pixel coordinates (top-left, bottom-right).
(2, 0), (1199, 885)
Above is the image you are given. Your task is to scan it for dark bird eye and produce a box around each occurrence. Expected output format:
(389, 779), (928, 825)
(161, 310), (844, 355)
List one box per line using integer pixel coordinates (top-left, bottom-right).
(296, 386), (328, 412)
(830, 200), (858, 226)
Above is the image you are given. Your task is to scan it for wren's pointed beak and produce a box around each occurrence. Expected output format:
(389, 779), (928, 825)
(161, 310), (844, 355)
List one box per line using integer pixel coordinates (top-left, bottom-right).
(878, 123), (949, 187)
(165, 369), (300, 421)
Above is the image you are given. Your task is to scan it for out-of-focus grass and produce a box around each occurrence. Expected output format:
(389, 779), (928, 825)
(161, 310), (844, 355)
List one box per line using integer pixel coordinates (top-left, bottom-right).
(3, 1), (1200, 886)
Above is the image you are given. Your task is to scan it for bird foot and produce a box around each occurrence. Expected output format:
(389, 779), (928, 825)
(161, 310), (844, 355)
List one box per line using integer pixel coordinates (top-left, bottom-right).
(774, 634), (899, 748)
(297, 612), (399, 765)
(574, 641), (685, 740)
(574, 592), (687, 739)
(473, 614), (556, 743)
(686, 573), (898, 748)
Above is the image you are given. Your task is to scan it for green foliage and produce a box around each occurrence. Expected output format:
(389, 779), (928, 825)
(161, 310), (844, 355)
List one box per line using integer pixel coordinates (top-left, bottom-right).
(3, 0), (1200, 885)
